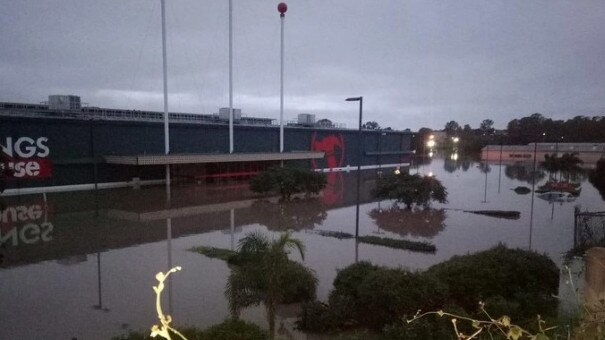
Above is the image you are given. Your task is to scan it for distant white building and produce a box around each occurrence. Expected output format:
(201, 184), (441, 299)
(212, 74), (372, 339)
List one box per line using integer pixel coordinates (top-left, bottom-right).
(481, 143), (605, 167)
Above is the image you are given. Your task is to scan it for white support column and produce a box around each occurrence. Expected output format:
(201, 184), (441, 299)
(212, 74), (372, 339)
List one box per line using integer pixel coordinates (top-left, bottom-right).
(161, 0), (170, 186)
(229, 0), (234, 153)
(279, 5), (286, 152)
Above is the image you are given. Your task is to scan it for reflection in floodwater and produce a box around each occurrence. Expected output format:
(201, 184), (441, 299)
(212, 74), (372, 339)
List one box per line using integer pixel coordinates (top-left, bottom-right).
(249, 199), (327, 231)
(1, 156), (605, 339)
(505, 163), (547, 184)
(322, 172), (344, 206)
(443, 154), (473, 173)
(368, 207), (446, 239)
(588, 160), (605, 201)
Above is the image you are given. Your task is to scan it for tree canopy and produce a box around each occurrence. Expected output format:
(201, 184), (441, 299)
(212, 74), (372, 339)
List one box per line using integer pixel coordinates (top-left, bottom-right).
(444, 120), (460, 136)
(249, 166), (327, 200)
(362, 121), (381, 130)
(373, 173), (448, 209)
(226, 231), (318, 338)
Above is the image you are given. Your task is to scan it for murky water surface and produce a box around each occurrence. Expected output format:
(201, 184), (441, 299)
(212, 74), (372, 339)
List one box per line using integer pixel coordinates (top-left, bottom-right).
(1, 156), (604, 339)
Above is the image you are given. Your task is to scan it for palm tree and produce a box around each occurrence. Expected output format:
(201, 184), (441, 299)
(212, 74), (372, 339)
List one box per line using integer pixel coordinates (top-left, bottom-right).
(225, 231), (318, 338)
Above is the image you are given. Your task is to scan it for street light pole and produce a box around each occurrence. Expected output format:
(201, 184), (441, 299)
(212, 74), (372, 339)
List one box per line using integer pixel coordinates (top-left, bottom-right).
(278, 3), (288, 153)
(346, 96), (363, 239)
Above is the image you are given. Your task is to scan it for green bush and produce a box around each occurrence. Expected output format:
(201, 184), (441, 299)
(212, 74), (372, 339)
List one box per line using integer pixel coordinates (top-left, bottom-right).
(299, 245), (560, 336)
(299, 301), (339, 333)
(382, 306), (468, 340)
(201, 319), (267, 340)
(326, 262), (448, 330)
(426, 244), (559, 321)
(249, 166), (326, 200)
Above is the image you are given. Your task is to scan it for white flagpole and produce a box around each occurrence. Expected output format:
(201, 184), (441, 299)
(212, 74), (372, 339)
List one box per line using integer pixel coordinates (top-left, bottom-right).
(161, 0), (170, 187)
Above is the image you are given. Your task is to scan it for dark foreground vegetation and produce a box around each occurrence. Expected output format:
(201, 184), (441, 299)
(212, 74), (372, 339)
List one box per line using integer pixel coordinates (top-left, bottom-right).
(113, 319), (267, 340)
(299, 245), (560, 339)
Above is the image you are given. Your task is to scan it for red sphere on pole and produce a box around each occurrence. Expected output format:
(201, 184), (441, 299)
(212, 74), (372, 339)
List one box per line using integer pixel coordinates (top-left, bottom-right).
(278, 2), (287, 16)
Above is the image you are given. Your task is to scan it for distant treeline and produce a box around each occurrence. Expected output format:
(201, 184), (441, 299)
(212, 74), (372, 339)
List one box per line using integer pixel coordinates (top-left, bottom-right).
(413, 113), (605, 153)
(506, 113), (605, 145)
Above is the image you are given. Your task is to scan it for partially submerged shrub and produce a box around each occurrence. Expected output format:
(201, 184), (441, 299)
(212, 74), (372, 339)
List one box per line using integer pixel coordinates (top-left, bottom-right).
(249, 166), (327, 200)
(113, 320), (267, 340)
(299, 301), (339, 333)
(300, 245), (560, 336)
(357, 235), (436, 253)
(324, 262), (448, 330)
(426, 244), (559, 321)
(373, 173), (447, 209)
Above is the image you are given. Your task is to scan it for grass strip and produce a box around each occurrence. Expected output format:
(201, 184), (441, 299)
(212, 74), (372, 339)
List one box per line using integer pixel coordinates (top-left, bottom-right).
(190, 246), (236, 261)
(315, 230), (355, 239)
(465, 210), (521, 219)
(357, 235), (436, 253)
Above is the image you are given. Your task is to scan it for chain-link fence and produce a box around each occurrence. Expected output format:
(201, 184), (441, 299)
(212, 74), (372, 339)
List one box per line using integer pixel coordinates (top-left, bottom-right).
(574, 207), (605, 248)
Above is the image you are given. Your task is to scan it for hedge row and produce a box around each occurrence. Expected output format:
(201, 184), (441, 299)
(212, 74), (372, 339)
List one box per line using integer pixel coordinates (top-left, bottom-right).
(299, 245), (559, 336)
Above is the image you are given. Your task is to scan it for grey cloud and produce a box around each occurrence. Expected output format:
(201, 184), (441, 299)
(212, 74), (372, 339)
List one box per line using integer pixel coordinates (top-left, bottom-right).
(1, 0), (604, 131)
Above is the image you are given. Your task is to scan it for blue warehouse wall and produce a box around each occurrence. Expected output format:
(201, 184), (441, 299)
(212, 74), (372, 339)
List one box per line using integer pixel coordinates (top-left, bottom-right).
(1, 117), (412, 191)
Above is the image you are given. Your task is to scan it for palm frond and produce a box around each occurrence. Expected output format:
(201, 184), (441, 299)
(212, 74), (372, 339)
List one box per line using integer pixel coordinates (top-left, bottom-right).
(238, 230), (269, 255)
(272, 232), (306, 260)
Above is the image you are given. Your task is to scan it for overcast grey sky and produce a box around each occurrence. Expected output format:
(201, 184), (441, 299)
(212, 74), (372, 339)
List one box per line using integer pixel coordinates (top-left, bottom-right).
(1, 1), (604, 130)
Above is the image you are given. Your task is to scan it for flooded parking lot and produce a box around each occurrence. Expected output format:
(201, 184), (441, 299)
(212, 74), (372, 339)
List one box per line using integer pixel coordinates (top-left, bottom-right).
(1, 155), (604, 339)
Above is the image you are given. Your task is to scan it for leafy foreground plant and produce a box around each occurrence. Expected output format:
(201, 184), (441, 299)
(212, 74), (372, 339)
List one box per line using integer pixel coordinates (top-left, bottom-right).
(407, 301), (556, 340)
(299, 245), (560, 337)
(113, 266), (267, 340)
(189, 246), (237, 262)
(150, 266), (187, 340)
(226, 231), (318, 339)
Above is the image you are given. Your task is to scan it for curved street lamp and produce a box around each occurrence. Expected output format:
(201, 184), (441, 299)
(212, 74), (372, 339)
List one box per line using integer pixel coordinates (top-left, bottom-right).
(345, 96), (363, 240)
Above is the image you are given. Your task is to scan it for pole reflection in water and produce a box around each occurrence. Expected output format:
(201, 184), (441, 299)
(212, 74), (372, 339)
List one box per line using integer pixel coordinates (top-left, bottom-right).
(93, 252), (109, 312)
(529, 143), (538, 250)
(230, 208), (235, 251)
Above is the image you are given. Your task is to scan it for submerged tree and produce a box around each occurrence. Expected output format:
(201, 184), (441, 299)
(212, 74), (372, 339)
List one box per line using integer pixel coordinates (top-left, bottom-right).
(225, 231), (318, 339)
(249, 166), (327, 201)
(373, 173), (447, 209)
(369, 207), (446, 238)
(541, 152), (583, 181)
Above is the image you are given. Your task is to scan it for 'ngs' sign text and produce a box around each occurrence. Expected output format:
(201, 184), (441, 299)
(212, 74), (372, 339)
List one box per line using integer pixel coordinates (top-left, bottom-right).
(1, 137), (52, 179)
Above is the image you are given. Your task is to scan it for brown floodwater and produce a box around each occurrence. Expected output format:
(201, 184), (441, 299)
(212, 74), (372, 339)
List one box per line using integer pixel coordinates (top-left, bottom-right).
(1, 155), (604, 339)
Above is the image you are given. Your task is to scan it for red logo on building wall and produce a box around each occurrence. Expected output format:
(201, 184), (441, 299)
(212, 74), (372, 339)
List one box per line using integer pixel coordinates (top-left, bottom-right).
(311, 133), (345, 205)
(1, 137), (52, 179)
(311, 133), (345, 170)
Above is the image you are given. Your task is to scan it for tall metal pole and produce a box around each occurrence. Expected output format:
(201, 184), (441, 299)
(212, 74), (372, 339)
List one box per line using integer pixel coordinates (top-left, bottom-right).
(345, 96), (364, 237)
(278, 3), (287, 152)
(229, 0), (234, 153)
(161, 0), (170, 187)
(355, 98), (363, 238)
(529, 141), (537, 250)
